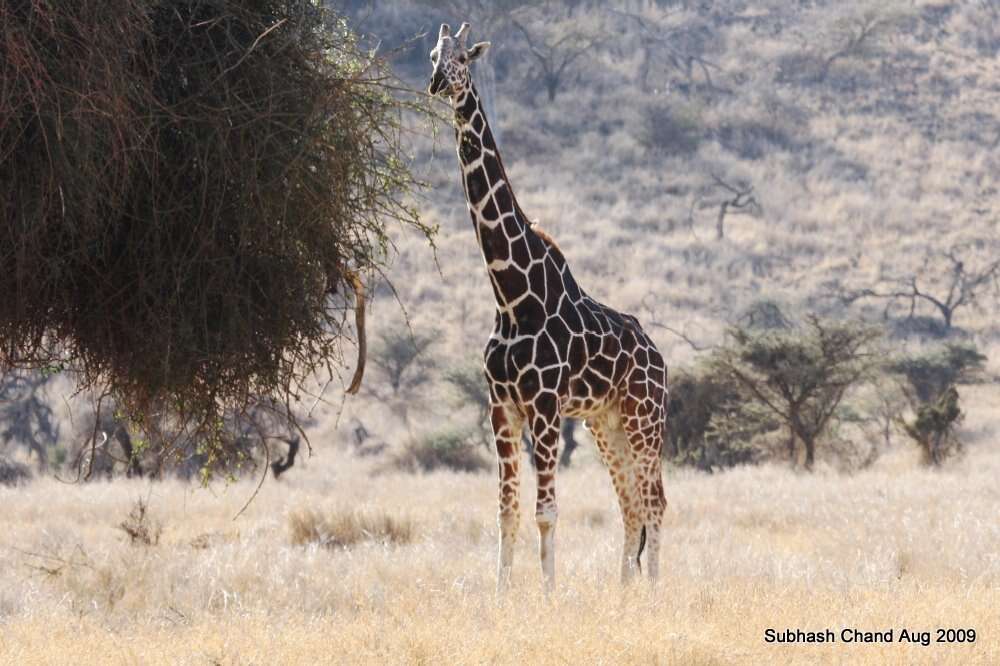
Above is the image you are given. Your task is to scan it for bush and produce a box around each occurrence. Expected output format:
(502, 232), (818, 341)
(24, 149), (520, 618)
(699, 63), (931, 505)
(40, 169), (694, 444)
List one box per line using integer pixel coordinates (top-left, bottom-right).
(715, 120), (795, 160)
(389, 430), (490, 474)
(666, 366), (768, 471)
(0, 1), (431, 464)
(738, 299), (793, 331)
(640, 100), (702, 156)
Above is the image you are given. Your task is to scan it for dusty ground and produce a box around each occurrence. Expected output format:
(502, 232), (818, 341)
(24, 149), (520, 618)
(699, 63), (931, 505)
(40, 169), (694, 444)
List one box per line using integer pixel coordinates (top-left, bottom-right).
(1, 441), (997, 665)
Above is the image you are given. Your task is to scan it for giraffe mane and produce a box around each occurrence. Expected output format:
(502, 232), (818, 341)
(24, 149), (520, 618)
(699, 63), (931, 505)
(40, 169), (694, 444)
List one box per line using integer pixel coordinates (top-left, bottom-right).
(475, 84), (565, 260)
(529, 222), (564, 256)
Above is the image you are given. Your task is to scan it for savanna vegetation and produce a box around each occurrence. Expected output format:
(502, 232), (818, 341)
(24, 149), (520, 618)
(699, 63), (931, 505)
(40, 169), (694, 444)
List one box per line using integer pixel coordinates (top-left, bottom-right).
(1, 0), (998, 663)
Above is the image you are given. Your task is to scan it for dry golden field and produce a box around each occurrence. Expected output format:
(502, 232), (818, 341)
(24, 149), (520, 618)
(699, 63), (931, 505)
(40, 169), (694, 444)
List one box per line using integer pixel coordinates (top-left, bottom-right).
(2, 422), (998, 665)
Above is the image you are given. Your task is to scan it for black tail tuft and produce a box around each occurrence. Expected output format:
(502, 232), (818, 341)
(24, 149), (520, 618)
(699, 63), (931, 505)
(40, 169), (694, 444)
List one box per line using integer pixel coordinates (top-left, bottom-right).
(636, 526), (647, 573)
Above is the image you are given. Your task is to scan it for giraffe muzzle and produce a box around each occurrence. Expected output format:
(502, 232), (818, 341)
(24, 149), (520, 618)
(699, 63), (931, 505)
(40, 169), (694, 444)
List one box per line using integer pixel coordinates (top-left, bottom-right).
(428, 71), (448, 97)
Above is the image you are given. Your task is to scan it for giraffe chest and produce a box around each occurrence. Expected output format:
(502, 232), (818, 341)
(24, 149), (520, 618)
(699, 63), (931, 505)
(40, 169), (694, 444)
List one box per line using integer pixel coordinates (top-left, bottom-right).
(483, 308), (636, 414)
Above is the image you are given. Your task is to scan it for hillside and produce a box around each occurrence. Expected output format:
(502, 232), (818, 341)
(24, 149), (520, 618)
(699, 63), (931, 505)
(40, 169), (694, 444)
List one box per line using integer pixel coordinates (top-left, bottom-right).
(329, 0), (1000, 455)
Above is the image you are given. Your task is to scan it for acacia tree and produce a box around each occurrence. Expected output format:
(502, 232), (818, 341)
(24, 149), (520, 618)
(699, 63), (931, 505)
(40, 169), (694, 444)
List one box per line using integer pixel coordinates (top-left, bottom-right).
(366, 327), (437, 429)
(709, 317), (880, 470)
(888, 343), (985, 465)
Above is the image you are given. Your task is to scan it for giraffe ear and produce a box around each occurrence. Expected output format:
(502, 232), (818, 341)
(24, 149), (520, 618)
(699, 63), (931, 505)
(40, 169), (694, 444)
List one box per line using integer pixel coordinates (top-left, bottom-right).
(468, 41), (491, 61)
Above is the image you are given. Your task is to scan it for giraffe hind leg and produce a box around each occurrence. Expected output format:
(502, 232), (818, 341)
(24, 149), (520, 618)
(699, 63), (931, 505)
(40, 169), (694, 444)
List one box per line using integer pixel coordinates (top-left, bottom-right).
(622, 404), (667, 583)
(587, 413), (644, 583)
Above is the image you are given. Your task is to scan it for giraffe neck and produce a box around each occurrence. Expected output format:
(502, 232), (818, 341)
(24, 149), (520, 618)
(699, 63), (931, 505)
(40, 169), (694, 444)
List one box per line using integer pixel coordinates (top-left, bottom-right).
(452, 81), (575, 326)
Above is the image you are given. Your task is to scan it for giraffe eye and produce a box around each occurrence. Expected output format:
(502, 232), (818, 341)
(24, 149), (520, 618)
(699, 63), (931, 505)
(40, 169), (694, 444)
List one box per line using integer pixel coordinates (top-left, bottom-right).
(458, 54), (468, 64)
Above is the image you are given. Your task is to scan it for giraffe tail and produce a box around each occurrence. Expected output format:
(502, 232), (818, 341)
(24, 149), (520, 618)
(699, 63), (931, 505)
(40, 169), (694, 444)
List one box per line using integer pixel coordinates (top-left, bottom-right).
(636, 525), (647, 573)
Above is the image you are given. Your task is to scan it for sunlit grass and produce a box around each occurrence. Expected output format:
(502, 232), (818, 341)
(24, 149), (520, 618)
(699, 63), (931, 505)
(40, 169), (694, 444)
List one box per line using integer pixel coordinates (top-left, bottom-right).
(1, 444), (997, 664)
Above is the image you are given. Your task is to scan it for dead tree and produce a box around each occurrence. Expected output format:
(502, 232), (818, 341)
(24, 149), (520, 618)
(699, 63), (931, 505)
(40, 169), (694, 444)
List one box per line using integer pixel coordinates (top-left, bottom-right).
(511, 7), (603, 102)
(841, 245), (1000, 333)
(609, 7), (721, 92)
(710, 174), (760, 240)
(816, 7), (900, 82)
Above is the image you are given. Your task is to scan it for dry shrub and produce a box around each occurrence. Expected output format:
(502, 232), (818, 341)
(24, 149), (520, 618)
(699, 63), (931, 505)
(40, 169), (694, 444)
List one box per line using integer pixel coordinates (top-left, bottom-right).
(387, 430), (490, 474)
(289, 507), (414, 549)
(117, 498), (162, 546)
(0, 456), (32, 487)
(0, 1), (431, 464)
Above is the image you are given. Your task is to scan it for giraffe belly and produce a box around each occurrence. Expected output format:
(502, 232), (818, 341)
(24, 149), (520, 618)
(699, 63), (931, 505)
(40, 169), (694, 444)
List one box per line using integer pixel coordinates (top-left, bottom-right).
(559, 363), (621, 418)
(560, 394), (615, 419)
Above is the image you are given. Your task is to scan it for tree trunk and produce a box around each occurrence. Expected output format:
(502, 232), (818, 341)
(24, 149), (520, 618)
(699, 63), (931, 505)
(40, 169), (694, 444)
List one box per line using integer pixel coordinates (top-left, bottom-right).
(803, 436), (816, 471)
(941, 305), (954, 331)
(545, 76), (558, 102)
(559, 419), (579, 468)
(716, 201), (729, 240)
(28, 440), (48, 472)
(115, 427), (143, 478)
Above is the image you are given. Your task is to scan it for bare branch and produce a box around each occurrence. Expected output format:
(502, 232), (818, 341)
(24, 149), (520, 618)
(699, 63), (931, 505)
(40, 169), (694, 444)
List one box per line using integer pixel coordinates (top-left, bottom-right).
(640, 295), (713, 352)
(839, 243), (1000, 332)
(708, 173), (760, 240)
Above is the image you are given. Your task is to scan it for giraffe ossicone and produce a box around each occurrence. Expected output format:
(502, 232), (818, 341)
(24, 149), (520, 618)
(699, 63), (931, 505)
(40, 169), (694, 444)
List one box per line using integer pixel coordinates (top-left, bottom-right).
(429, 21), (669, 591)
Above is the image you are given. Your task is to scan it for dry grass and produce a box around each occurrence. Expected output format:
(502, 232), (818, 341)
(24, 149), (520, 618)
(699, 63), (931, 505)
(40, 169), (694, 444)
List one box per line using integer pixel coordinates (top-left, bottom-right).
(1, 441), (998, 664)
(117, 498), (162, 547)
(288, 507), (415, 549)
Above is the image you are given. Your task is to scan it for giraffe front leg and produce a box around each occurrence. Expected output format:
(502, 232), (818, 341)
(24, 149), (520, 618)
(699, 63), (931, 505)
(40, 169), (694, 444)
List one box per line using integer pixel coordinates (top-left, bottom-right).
(491, 401), (523, 594)
(529, 403), (561, 592)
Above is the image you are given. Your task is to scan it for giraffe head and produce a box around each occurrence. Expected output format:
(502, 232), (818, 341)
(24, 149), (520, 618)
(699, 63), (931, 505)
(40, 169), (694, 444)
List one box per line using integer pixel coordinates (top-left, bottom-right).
(427, 22), (490, 99)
